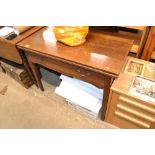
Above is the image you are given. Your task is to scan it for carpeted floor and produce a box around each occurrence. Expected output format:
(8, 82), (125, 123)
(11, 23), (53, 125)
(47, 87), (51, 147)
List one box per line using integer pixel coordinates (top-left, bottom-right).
(0, 67), (116, 128)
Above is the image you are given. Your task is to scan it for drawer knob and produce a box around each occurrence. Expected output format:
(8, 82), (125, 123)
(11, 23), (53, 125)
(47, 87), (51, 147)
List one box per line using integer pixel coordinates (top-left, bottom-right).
(77, 69), (85, 77)
(77, 69), (81, 73)
(77, 69), (90, 77)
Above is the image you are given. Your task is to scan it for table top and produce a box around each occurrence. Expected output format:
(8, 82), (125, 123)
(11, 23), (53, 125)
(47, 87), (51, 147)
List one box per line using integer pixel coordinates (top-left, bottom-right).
(17, 27), (133, 76)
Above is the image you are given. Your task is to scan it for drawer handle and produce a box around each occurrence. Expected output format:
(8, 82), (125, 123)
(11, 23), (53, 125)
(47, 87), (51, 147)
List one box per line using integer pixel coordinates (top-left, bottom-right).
(115, 111), (150, 128)
(119, 96), (155, 114)
(77, 69), (90, 77)
(117, 104), (155, 123)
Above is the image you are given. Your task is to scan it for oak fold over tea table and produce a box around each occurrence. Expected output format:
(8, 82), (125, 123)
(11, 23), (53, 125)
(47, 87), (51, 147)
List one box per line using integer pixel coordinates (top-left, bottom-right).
(17, 27), (133, 120)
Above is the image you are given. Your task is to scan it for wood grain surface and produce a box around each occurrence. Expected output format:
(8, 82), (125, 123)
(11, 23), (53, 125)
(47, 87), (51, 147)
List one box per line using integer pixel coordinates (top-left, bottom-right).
(17, 27), (133, 76)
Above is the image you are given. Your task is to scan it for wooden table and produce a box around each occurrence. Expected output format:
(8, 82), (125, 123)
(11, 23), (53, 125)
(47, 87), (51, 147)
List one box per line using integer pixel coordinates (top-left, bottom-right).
(17, 27), (133, 120)
(0, 26), (43, 84)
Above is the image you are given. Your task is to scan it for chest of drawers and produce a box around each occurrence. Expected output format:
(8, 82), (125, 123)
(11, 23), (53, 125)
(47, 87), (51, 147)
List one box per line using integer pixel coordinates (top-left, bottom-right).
(105, 57), (155, 128)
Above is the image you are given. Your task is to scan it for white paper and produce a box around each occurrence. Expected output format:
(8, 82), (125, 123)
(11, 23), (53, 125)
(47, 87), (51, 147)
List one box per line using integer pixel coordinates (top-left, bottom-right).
(0, 27), (14, 37)
(60, 75), (103, 99)
(55, 80), (102, 113)
(67, 99), (102, 114)
(67, 99), (101, 119)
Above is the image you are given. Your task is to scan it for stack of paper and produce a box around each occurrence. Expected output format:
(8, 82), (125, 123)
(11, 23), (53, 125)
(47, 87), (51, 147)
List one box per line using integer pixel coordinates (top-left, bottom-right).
(55, 75), (104, 119)
(0, 27), (14, 38)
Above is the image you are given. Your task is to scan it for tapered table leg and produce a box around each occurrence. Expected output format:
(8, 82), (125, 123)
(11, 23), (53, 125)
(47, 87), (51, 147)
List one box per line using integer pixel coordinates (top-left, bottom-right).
(19, 50), (38, 87)
(101, 77), (112, 120)
(29, 61), (44, 91)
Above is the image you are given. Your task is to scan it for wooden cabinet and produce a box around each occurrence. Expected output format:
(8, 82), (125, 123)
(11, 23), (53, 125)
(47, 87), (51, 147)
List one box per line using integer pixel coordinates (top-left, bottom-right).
(105, 57), (155, 128)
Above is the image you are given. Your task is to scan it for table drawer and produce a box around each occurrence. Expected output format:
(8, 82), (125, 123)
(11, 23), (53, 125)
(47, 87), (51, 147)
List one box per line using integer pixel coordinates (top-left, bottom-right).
(27, 52), (112, 88)
(114, 95), (155, 128)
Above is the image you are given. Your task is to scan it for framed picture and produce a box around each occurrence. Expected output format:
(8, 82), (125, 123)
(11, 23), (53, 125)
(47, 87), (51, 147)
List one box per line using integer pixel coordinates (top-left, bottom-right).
(124, 59), (145, 76)
(129, 76), (155, 102)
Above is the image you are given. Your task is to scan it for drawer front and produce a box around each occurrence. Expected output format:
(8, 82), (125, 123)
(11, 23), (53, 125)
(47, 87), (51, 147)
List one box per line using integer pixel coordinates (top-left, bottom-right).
(115, 95), (155, 128)
(27, 52), (112, 88)
(0, 41), (22, 64)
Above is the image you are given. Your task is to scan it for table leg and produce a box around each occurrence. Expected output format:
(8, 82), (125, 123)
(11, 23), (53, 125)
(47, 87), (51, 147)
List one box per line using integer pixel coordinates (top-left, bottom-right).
(29, 61), (44, 91)
(18, 50), (38, 87)
(101, 77), (112, 120)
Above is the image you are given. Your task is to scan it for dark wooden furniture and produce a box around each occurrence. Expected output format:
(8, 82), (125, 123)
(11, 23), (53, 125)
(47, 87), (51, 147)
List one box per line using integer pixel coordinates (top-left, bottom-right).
(1, 59), (33, 89)
(0, 26), (44, 84)
(141, 26), (155, 61)
(17, 27), (133, 120)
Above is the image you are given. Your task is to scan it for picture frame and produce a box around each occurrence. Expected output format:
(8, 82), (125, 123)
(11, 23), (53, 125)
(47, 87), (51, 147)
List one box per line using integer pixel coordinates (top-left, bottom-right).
(124, 59), (145, 76)
(129, 76), (155, 102)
